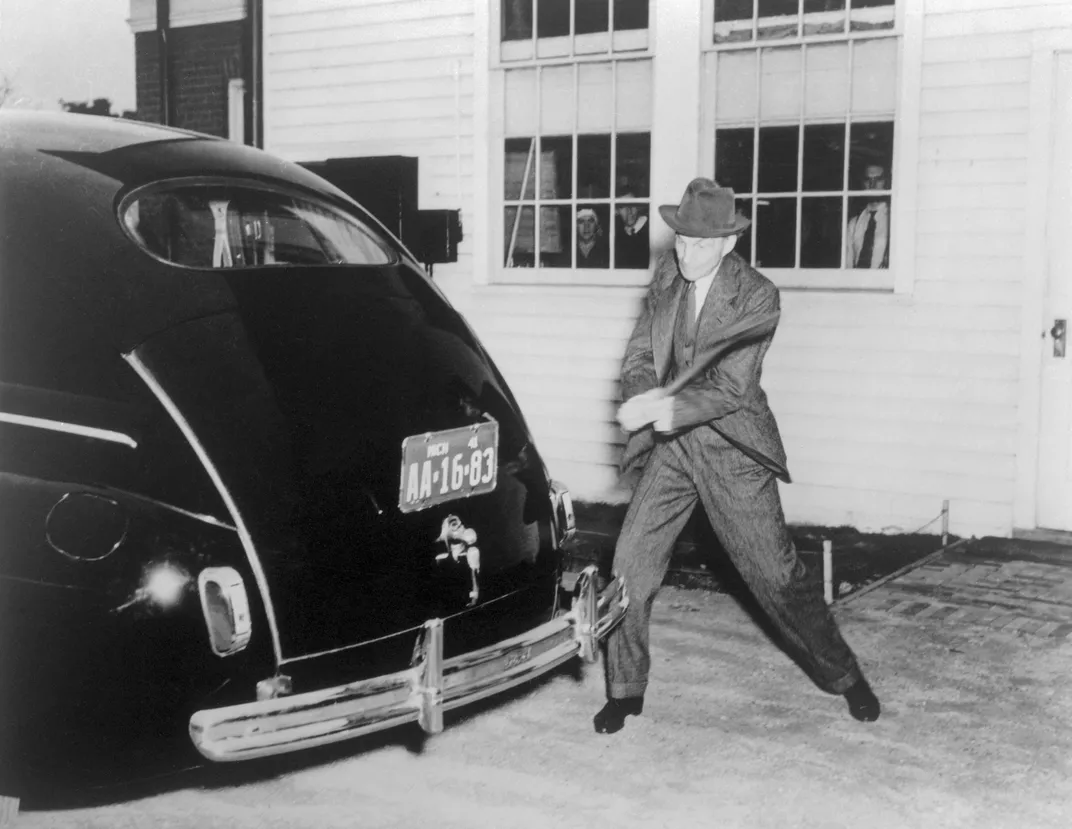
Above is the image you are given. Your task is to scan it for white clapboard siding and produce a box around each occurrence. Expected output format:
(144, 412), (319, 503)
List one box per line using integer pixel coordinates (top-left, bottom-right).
(270, 0), (473, 32)
(920, 57), (1030, 88)
(262, 0), (1070, 537)
(780, 484), (1011, 538)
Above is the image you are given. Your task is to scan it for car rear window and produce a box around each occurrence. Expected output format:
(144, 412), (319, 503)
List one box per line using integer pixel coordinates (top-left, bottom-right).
(121, 179), (396, 269)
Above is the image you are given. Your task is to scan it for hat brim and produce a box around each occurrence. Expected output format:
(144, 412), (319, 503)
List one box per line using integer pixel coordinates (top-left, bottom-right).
(658, 204), (751, 238)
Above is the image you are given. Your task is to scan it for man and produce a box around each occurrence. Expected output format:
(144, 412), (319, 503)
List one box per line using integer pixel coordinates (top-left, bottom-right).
(576, 207), (609, 268)
(846, 164), (890, 269)
(614, 193), (650, 270)
(594, 178), (880, 734)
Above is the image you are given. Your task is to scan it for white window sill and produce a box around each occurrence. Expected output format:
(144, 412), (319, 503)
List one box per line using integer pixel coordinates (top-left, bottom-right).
(490, 265), (900, 292)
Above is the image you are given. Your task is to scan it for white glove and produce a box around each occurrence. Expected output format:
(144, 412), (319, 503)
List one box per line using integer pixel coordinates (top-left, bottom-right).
(617, 388), (670, 433)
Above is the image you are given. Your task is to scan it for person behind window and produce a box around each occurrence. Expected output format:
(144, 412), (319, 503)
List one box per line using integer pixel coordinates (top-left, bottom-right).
(846, 164), (890, 269)
(614, 188), (650, 269)
(576, 207), (609, 268)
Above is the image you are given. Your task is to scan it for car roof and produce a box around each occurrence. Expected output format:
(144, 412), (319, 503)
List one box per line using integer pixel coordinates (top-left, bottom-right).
(0, 109), (208, 154)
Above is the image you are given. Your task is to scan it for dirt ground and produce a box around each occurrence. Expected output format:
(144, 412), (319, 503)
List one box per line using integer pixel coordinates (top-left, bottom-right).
(15, 573), (1072, 829)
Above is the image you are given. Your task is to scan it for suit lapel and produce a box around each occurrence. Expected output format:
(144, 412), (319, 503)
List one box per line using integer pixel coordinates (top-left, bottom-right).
(652, 267), (687, 384)
(696, 254), (741, 346)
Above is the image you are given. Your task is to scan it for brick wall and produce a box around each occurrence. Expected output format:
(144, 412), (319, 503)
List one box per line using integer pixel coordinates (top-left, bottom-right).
(134, 20), (244, 138)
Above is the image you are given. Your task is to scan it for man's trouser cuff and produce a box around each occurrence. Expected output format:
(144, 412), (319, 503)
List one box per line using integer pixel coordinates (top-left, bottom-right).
(608, 681), (648, 699)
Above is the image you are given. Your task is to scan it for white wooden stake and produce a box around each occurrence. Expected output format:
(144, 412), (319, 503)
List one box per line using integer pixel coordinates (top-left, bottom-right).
(941, 499), (950, 547)
(823, 539), (833, 604)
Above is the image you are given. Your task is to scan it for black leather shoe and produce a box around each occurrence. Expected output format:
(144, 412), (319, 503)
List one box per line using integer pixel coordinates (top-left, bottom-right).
(593, 696), (644, 734)
(843, 678), (880, 722)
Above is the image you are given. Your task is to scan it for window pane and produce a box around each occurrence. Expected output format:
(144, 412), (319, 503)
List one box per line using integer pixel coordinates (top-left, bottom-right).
(760, 47), (802, 120)
(616, 59), (653, 130)
(613, 202), (650, 268)
(848, 121), (893, 192)
(716, 50), (758, 123)
(804, 43), (848, 118)
(504, 205), (535, 266)
(757, 125), (798, 192)
(540, 205), (573, 267)
(502, 0), (533, 41)
(614, 0), (648, 30)
(505, 68), (538, 136)
(757, 0), (797, 40)
(714, 0), (753, 43)
(505, 137), (537, 200)
(576, 0), (609, 35)
(851, 38), (898, 115)
(803, 0), (845, 36)
(578, 134), (611, 198)
(541, 64), (574, 134)
(537, 0), (570, 37)
(801, 196), (843, 267)
(850, 0), (895, 32)
(802, 123), (844, 192)
(755, 197), (796, 267)
(540, 136), (573, 199)
(575, 204), (610, 268)
(734, 198), (754, 264)
(716, 128), (755, 194)
(616, 132), (651, 197)
(846, 195), (890, 268)
(578, 62), (614, 132)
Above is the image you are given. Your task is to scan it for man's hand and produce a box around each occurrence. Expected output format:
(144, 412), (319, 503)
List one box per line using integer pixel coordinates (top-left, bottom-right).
(617, 388), (672, 433)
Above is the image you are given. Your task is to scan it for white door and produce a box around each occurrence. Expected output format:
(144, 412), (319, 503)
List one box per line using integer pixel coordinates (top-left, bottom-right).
(1037, 51), (1072, 532)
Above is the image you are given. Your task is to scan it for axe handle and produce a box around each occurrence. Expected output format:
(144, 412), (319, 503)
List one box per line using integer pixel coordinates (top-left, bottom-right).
(663, 311), (781, 396)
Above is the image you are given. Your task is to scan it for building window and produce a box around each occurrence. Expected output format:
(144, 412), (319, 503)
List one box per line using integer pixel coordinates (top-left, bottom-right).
(494, 1), (653, 279)
(500, 0), (650, 61)
(705, 0), (898, 282)
(501, 60), (652, 272)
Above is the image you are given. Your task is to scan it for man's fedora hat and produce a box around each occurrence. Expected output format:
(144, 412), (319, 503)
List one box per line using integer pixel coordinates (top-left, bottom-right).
(658, 178), (751, 238)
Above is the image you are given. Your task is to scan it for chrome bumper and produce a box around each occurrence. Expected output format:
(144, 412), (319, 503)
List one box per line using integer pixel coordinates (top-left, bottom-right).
(189, 566), (627, 762)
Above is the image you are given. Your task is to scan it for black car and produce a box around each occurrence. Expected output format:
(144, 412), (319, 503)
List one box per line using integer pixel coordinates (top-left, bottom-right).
(0, 111), (627, 807)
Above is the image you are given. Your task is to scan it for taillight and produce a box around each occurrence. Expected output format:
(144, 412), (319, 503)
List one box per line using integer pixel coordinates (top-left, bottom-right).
(549, 480), (577, 548)
(197, 567), (252, 656)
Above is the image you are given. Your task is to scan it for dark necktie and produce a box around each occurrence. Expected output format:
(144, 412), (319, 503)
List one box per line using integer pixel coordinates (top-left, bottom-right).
(684, 280), (698, 338)
(857, 210), (875, 268)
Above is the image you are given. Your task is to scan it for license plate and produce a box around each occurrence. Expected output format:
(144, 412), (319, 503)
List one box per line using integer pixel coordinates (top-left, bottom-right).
(398, 421), (499, 513)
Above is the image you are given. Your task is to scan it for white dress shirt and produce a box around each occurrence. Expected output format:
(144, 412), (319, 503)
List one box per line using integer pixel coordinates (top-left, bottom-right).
(846, 201), (890, 269)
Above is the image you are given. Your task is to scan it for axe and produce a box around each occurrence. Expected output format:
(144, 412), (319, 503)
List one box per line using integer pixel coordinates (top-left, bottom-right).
(662, 310), (781, 395)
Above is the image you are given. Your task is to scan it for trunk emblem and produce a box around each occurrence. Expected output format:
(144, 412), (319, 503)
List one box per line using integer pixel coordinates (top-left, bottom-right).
(435, 515), (481, 606)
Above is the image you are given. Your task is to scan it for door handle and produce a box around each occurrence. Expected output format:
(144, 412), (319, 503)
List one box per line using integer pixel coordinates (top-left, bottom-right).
(1051, 319), (1067, 358)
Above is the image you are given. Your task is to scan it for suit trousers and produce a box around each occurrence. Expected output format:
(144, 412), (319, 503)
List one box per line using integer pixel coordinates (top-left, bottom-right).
(605, 427), (863, 699)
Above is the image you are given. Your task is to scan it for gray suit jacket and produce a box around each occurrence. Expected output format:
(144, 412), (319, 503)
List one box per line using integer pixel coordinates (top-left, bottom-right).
(619, 250), (790, 482)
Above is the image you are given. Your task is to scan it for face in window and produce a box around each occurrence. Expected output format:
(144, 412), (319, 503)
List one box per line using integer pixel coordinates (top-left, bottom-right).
(862, 164), (888, 192)
(577, 211), (600, 243)
(675, 234), (737, 281)
(617, 202), (640, 231)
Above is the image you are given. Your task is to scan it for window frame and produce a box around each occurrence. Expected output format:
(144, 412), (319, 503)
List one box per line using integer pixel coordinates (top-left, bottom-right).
(699, 0), (922, 293)
(488, 0), (659, 287)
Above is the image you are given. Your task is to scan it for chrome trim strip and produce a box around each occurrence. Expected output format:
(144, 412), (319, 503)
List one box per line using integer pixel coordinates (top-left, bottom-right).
(122, 494), (235, 531)
(0, 411), (138, 449)
(122, 352), (285, 670)
(277, 587), (526, 666)
(189, 571), (629, 762)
